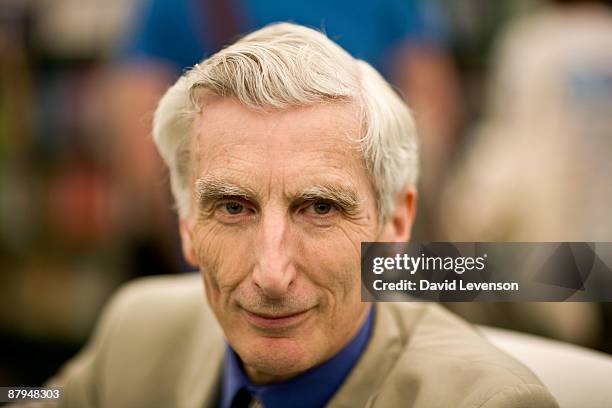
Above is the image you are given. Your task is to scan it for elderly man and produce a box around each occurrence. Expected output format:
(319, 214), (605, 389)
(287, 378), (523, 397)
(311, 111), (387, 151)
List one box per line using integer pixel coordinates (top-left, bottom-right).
(31, 23), (557, 408)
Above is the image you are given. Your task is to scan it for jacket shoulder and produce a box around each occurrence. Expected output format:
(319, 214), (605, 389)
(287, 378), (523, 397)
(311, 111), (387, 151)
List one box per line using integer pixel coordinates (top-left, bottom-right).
(95, 273), (218, 355)
(105, 272), (213, 329)
(47, 273), (224, 408)
(373, 303), (558, 408)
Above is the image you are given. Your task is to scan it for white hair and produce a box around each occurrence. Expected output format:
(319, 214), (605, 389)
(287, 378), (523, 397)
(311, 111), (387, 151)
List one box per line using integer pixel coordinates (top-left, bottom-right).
(152, 22), (418, 223)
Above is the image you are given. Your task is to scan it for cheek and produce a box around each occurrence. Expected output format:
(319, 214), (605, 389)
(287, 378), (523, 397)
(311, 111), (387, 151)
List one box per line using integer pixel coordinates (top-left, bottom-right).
(192, 222), (255, 297)
(297, 224), (370, 305)
(296, 227), (370, 353)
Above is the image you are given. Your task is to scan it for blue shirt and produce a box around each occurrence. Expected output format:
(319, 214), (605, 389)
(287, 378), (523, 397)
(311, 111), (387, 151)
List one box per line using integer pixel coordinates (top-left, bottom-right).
(219, 308), (374, 408)
(120, 0), (449, 78)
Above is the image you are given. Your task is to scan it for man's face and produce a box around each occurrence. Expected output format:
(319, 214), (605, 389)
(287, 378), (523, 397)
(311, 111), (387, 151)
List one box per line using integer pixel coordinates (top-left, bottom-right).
(181, 98), (408, 383)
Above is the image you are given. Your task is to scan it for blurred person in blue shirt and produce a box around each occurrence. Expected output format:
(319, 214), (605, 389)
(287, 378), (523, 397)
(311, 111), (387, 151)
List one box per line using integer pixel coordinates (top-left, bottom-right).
(121, 0), (449, 78)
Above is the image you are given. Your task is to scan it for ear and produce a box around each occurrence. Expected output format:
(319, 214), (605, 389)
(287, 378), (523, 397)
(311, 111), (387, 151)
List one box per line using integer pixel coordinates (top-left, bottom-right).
(179, 218), (199, 268)
(379, 187), (418, 242)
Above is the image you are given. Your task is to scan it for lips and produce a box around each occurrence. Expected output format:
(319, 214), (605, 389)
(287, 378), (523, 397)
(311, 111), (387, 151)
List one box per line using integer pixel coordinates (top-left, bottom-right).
(242, 308), (312, 330)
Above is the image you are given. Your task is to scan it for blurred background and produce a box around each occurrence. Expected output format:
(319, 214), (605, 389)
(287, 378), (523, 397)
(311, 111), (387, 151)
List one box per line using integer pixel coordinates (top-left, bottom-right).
(1, 0), (611, 387)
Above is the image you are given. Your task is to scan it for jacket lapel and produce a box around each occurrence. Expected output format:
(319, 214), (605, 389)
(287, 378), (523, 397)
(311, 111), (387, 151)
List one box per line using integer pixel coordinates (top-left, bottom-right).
(327, 304), (424, 407)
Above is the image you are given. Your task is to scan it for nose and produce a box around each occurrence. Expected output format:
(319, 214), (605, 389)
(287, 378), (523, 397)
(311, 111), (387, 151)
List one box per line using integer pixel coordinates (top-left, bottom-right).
(252, 208), (296, 299)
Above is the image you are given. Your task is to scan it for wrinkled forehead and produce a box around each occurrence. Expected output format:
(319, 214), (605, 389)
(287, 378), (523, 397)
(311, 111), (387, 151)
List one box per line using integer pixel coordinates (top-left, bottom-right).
(188, 97), (366, 175)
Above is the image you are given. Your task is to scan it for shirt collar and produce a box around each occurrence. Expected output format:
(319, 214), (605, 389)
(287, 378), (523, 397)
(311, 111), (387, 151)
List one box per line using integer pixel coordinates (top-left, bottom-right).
(220, 307), (374, 408)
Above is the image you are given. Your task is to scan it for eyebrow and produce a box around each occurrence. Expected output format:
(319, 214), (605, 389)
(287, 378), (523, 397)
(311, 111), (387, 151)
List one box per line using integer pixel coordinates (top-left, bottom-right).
(194, 176), (258, 205)
(296, 184), (362, 215)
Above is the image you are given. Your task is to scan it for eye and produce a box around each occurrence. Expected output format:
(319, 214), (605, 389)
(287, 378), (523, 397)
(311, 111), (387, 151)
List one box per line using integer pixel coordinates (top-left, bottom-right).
(224, 201), (244, 215)
(212, 198), (255, 224)
(302, 200), (338, 217)
(312, 201), (332, 215)
(214, 198), (253, 218)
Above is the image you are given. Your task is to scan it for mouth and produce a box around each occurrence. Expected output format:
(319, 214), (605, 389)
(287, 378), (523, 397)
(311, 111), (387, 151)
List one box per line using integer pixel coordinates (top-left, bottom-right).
(242, 308), (313, 330)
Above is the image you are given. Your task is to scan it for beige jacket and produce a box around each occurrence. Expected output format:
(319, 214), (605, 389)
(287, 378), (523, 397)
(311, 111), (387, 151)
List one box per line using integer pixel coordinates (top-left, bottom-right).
(24, 273), (557, 408)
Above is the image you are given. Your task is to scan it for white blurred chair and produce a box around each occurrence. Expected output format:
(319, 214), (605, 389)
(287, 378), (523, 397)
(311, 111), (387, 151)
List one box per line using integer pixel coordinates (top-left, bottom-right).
(480, 326), (612, 408)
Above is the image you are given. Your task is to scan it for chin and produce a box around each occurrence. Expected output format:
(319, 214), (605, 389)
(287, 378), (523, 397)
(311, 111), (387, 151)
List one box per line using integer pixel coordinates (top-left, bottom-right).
(235, 333), (322, 380)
